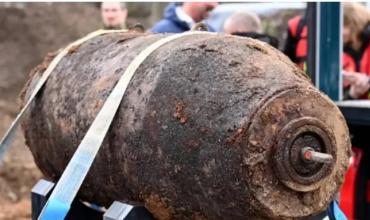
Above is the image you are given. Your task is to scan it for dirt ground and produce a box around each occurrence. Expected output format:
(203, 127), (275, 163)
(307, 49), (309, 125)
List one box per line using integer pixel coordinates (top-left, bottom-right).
(0, 113), (41, 220)
(0, 3), (101, 219)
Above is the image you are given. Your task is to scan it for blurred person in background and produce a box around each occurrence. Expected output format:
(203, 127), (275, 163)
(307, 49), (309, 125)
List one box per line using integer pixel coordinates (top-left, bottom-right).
(224, 10), (261, 34)
(342, 2), (370, 99)
(101, 2), (128, 30)
(150, 2), (218, 33)
(283, 10), (308, 70)
(283, 3), (370, 100)
(224, 10), (279, 48)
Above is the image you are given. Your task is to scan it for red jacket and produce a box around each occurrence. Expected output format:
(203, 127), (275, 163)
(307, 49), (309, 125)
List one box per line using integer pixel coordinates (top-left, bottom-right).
(285, 16), (308, 69)
(343, 46), (370, 74)
(343, 37), (370, 99)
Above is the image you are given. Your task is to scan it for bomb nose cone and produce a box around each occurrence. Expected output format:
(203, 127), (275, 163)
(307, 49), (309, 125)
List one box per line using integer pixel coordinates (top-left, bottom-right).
(273, 117), (336, 192)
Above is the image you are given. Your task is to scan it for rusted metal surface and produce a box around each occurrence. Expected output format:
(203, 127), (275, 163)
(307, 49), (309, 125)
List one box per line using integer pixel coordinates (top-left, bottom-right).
(20, 32), (351, 219)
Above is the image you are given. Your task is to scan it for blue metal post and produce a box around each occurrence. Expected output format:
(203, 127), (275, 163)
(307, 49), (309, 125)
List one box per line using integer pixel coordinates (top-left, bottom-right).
(316, 2), (342, 101)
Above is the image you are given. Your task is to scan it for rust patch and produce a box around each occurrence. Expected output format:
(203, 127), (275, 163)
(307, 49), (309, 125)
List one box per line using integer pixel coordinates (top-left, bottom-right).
(174, 101), (188, 124)
(145, 194), (173, 220)
(226, 128), (245, 144)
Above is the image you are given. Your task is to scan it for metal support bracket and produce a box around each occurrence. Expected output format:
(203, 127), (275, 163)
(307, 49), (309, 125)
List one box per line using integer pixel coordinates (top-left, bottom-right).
(31, 179), (154, 220)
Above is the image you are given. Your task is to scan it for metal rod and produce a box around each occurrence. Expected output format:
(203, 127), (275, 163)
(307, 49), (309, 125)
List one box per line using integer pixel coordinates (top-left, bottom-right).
(301, 147), (333, 164)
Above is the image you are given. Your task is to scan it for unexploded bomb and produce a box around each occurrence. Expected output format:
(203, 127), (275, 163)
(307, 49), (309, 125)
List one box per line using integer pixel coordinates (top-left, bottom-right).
(21, 32), (350, 219)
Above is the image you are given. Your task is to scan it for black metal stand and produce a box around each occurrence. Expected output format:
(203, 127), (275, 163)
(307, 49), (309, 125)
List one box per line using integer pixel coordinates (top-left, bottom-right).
(31, 179), (154, 220)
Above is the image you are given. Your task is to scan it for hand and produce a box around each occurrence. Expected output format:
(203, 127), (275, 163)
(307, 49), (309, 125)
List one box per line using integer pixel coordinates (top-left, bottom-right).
(343, 71), (359, 84)
(348, 72), (370, 98)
